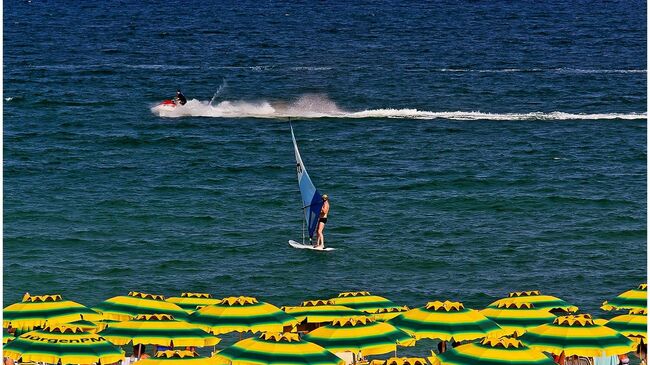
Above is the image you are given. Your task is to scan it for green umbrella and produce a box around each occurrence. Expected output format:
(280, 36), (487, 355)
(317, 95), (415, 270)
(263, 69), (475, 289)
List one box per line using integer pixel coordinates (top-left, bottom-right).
(213, 332), (345, 365)
(388, 300), (504, 341)
(93, 291), (188, 321)
(519, 314), (635, 357)
(487, 291), (578, 313)
(3, 324), (124, 364)
(303, 316), (416, 357)
(3, 293), (102, 332)
(428, 337), (557, 365)
(479, 301), (557, 336)
(187, 296), (298, 335)
(602, 284), (647, 311)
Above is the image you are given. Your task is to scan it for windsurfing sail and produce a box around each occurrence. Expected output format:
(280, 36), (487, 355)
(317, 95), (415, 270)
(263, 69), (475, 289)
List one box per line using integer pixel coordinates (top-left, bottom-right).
(290, 124), (324, 242)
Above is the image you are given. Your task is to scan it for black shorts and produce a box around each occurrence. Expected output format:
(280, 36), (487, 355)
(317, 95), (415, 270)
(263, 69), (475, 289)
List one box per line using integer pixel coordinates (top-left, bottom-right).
(319, 217), (328, 224)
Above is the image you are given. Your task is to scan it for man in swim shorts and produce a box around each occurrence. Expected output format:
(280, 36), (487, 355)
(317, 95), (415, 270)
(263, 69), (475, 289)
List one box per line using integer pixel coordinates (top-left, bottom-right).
(315, 194), (329, 248)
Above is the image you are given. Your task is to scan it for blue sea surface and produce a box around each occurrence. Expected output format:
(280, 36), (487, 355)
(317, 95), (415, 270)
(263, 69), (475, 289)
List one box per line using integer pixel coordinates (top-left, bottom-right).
(3, 0), (647, 335)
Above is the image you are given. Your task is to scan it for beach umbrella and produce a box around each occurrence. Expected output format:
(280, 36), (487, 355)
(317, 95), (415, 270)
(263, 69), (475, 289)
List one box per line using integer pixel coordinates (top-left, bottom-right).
(213, 332), (345, 365)
(187, 296), (298, 335)
(601, 284), (647, 311)
(479, 301), (557, 336)
(369, 357), (427, 365)
(428, 337), (557, 365)
(303, 316), (416, 357)
(372, 307), (410, 322)
(3, 293), (103, 332)
(93, 291), (188, 321)
(603, 309), (647, 344)
(388, 300), (504, 341)
(99, 313), (220, 347)
(519, 314), (636, 357)
(283, 299), (367, 324)
(137, 350), (221, 365)
(3, 334), (15, 344)
(330, 292), (404, 314)
(166, 293), (222, 313)
(66, 318), (104, 333)
(3, 324), (124, 364)
(488, 291), (578, 313)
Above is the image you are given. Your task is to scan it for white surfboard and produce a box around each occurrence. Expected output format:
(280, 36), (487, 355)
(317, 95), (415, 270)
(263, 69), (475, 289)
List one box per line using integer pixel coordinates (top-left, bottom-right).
(288, 240), (336, 251)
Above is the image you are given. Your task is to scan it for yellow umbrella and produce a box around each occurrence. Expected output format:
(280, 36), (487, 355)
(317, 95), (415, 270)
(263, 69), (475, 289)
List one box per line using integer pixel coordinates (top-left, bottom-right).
(138, 350), (221, 364)
(166, 293), (222, 313)
(479, 301), (557, 336)
(372, 307), (410, 322)
(283, 299), (367, 325)
(519, 314), (635, 357)
(3, 293), (102, 332)
(603, 309), (647, 344)
(187, 296), (298, 335)
(428, 337), (557, 365)
(369, 357), (428, 365)
(93, 291), (188, 321)
(602, 284), (647, 311)
(330, 292), (404, 314)
(3, 324), (124, 365)
(488, 291), (578, 313)
(99, 313), (220, 347)
(388, 301), (504, 341)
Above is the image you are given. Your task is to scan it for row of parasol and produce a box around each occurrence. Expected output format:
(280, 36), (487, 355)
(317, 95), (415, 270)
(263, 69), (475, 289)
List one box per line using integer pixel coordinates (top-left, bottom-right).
(1, 284), (646, 365)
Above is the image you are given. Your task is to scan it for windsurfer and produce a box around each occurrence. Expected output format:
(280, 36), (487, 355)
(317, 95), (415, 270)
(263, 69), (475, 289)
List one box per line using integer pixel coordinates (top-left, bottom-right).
(314, 194), (329, 248)
(174, 89), (187, 105)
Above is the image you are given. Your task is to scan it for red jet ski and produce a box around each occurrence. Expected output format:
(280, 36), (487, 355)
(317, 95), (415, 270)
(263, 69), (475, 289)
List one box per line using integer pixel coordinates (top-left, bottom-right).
(159, 99), (177, 108)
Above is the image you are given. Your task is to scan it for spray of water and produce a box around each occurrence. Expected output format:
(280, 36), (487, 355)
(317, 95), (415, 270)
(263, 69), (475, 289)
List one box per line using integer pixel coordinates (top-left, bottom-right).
(151, 94), (646, 121)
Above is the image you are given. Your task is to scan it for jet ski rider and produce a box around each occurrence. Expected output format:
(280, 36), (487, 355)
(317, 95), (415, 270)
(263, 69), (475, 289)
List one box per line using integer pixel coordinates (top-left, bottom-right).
(174, 89), (187, 105)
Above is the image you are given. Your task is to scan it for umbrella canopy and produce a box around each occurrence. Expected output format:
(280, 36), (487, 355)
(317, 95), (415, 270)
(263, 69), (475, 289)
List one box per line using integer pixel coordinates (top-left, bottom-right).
(369, 357), (428, 365)
(93, 291), (188, 321)
(283, 300), (367, 324)
(372, 307), (410, 322)
(601, 284), (647, 311)
(3, 334), (15, 344)
(3, 293), (102, 331)
(479, 301), (557, 336)
(330, 292), (404, 314)
(138, 350), (221, 364)
(428, 337), (557, 365)
(303, 316), (415, 357)
(187, 296), (298, 335)
(99, 313), (220, 347)
(3, 324), (124, 365)
(388, 300), (504, 341)
(519, 314), (636, 357)
(488, 291), (578, 313)
(66, 319), (103, 333)
(166, 293), (222, 313)
(603, 309), (647, 344)
(213, 332), (345, 365)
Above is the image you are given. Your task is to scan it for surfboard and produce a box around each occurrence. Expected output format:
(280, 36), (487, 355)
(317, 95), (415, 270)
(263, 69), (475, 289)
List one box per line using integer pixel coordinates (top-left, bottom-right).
(288, 240), (336, 251)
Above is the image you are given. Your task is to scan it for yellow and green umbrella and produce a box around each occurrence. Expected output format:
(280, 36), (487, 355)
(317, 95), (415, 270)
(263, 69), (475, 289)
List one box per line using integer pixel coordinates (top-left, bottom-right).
(93, 291), (188, 321)
(166, 293), (222, 313)
(330, 292), (403, 314)
(602, 284), (647, 311)
(187, 296), (298, 335)
(603, 309), (647, 344)
(519, 314), (636, 357)
(283, 300), (367, 324)
(213, 332), (345, 365)
(428, 337), (557, 365)
(3, 293), (102, 331)
(3, 324), (124, 365)
(479, 301), (557, 336)
(372, 307), (410, 322)
(3, 334), (15, 344)
(369, 357), (428, 365)
(388, 301), (504, 341)
(138, 350), (220, 365)
(99, 313), (220, 347)
(488, 291), (578, 313)
(303, 316), (416, 357)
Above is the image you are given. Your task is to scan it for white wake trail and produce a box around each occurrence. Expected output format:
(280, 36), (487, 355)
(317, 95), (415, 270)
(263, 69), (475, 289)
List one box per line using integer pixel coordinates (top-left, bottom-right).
(151, 94), (647, 121)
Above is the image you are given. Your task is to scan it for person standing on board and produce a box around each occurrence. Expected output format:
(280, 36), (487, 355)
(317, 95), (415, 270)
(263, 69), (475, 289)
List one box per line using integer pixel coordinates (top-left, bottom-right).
(174, 89), (187, 105)
(315, 194), (329, 248)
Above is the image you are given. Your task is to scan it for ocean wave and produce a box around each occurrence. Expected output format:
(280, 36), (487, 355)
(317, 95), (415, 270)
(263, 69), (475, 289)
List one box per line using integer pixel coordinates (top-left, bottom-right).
(432, 68), (646, 74)
(151, 94), (647, 121)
